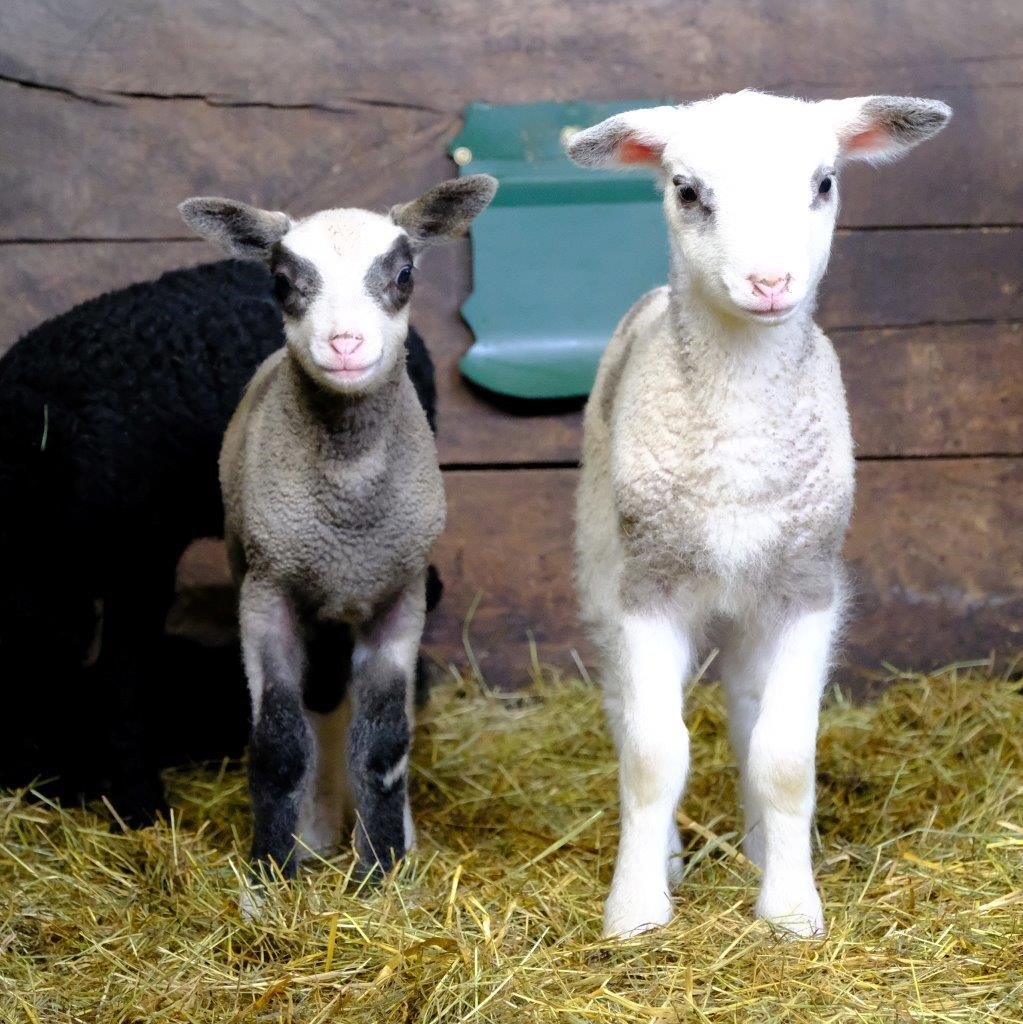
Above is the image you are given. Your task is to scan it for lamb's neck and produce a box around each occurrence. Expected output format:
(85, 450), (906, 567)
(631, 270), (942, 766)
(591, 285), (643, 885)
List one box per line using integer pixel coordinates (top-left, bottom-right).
(282, 352), (400, 459)
(666, 264), (815, 387)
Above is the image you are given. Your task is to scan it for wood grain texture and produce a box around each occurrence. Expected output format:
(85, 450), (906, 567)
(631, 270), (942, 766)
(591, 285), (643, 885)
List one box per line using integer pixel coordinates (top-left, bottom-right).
(3, 0), (1019, 691)
(0, 242), (210, 349)
(431, 321), (1023, 464)
(172, 458), (1021, 688)
(843, 457), (1023, 675)
(0, 80), (1018, 235)
(838, 323), (1022, 458)
(3, 1), (1018, 108)
(421, 462), (1022, 688)
(2, 240), (1019, 461)
(826, 228), (1020, 327)
(0, 82), (456, 241)
(422, 234), (1023, 464)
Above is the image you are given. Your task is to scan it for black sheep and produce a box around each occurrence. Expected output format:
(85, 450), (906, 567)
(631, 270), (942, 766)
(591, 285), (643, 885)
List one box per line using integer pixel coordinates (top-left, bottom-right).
(0, 259), (439, 825)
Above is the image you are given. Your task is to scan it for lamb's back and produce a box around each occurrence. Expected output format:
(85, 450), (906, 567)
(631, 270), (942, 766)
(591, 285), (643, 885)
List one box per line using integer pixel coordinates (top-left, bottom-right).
(0, 260), (284, 546)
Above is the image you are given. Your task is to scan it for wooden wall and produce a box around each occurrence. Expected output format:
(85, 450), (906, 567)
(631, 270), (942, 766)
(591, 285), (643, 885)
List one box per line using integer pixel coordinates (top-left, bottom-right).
(1, 1), (1020, 687)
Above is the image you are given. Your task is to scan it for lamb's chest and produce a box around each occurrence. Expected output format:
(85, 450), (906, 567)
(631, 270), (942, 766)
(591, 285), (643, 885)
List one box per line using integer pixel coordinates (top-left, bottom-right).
(619, 423), (849, 584)
(305, 513), (438, 618)
(246, 455), (445, 618)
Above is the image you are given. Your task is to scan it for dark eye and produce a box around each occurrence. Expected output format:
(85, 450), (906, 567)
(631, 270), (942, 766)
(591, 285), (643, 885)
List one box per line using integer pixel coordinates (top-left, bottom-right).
(678, 184), (699, 204)
(273, 272), (292, 302)
(818, 175), (834, 196)
(395, 265), (413, 287)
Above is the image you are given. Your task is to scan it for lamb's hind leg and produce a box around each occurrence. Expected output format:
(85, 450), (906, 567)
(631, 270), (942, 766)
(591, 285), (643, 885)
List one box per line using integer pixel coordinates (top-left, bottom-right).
(720, 599), (840, 938)
(298, 621), (355, 856)
(348, 577), (425, 875)
(603, 608), (692, 938)
(240, 575), (311, 882)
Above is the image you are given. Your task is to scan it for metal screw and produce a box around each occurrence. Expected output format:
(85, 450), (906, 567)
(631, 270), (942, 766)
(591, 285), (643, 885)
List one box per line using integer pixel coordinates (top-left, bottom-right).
(452, 146), (473, 166)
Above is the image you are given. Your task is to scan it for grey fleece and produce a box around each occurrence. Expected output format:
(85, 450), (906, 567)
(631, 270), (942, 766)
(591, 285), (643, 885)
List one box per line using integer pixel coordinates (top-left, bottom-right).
(221, 349), (444, 615)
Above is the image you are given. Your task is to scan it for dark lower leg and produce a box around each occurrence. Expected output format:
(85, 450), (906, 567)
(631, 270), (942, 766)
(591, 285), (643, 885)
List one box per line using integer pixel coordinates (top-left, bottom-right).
(248, 685), (312, 876)
(348, 673), (411, 873)
(240, 576), (309, 878)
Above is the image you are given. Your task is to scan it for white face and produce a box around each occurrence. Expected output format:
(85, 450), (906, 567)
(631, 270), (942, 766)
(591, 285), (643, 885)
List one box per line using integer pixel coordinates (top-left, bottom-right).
(567, 91), (951, 330)
(274, 209), (415, 395)
(179, 174), (499, 398)
(659, 94), (841, 325)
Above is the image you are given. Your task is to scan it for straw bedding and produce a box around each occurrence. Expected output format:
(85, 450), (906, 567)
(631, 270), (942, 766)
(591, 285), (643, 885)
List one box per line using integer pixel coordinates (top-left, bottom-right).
(1, 662), (1020, 1023)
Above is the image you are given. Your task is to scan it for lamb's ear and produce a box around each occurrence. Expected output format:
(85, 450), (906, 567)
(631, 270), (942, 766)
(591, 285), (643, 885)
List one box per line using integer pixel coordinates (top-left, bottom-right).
(566, 106), (682, 169)
(820, 96), (952, 165)
(178, 197), (292, 259)
(390, 174), (498, 250)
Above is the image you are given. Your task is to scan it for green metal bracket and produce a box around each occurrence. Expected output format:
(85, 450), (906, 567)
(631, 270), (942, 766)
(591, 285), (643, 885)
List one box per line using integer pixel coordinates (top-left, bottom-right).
(450, 100), (667, 399)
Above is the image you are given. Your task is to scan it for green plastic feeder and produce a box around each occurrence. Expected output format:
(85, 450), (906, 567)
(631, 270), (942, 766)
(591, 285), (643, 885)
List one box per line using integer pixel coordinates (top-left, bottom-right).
(451, 100), (668, 400)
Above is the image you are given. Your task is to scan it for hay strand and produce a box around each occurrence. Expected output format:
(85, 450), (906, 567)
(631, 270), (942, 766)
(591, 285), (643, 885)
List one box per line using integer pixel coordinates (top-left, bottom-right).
(1, 664), (1021, 1022)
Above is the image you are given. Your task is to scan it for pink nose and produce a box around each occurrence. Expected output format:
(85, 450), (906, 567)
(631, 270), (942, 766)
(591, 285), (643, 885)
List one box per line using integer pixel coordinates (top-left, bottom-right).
(749, 274), (792, 299)
(329, 332), (365, 357)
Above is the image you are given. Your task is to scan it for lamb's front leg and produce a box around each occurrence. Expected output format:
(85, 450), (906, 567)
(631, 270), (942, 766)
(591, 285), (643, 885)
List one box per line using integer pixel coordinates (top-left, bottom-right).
(721, 600), (840, 938)
(239, 575), (311, 880)
(348, 579), (425, 875)
(604, 609), (691, 938)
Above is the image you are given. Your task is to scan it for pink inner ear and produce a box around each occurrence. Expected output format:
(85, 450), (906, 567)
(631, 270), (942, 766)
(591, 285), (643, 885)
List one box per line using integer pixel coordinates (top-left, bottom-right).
(843, 124), (888, 155)
(618, 137), (660, 165)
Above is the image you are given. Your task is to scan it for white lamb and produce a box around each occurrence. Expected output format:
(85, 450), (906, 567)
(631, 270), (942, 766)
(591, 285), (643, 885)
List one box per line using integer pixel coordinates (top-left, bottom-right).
(567, 91), (951, 939)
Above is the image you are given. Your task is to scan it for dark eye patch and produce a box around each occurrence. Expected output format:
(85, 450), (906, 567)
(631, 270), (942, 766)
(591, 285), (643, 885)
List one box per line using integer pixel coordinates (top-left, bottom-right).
(364, 235), (415, 314)
(269, 243), (322, 318)
(812, 167), (837, 206)
(671, 173), (714, 215)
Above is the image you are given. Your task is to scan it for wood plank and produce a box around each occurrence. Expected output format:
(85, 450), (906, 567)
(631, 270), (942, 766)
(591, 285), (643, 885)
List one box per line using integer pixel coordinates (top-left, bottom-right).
(838, 323), (1023, 457)
(2, 241), (1020, 461)
(0, 242), (210, 351)
(823, 228), (1020, 327)
(420, 461), (1022, 688)
(843, 457), (1023, 678)
(430, 320), (1023, 465)
(422, 229), (1023, 463)
(0, 81), (1018, 236)
(3, 1), (1017, 111)
(177, 459), (1023, 690)
(0, 82), (456, 241)
(422, 469), (582, 686)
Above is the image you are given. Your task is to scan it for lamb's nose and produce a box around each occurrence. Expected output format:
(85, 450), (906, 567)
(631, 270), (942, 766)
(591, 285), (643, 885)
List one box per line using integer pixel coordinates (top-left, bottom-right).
(329, 332), (365, 356)
(749, 274), (792, 298)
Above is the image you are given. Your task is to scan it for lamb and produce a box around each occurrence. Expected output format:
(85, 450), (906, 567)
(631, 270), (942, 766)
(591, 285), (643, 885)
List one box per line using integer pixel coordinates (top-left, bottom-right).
(566, 91), (951, 939)
(178, 174), (497, 888)
(0, 259), (441, 826)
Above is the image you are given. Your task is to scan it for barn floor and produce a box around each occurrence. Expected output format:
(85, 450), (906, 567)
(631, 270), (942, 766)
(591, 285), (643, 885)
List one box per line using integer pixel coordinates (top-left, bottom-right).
(2, 663), (1020, 1023)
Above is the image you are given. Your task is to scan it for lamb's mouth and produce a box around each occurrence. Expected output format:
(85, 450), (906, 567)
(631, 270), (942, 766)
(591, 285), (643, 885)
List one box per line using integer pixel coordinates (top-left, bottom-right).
(737, 303), (798, 324)
(320, 357), (382, 382)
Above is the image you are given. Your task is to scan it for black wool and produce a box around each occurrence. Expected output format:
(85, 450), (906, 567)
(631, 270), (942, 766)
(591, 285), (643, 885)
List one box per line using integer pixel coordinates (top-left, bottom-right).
(0, 259), (439, 826)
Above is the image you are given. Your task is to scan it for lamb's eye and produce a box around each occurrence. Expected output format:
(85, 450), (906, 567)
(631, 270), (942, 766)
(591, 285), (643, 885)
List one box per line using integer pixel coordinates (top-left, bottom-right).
(395, 265), (413, 287)
(818, 175), (834, 196)
(678, 184), (699, 204)
(273, 272), (292, 302)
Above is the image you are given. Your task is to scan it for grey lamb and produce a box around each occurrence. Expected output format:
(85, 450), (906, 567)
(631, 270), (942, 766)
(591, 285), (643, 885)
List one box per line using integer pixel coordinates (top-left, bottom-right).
(180, 175), (497, 905)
